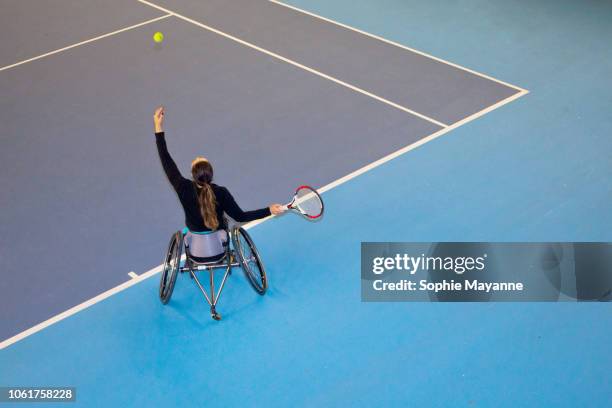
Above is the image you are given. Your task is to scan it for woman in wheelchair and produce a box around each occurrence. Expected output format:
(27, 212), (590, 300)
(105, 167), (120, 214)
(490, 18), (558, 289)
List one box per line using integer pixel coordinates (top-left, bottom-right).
(154, 106), (285, 257)
(154, 106), (284, 320)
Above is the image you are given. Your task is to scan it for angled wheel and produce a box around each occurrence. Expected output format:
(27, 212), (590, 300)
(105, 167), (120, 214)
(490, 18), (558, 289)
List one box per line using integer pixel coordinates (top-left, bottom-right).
(159, 230), (183, 304)
(232, 227), (267, 295)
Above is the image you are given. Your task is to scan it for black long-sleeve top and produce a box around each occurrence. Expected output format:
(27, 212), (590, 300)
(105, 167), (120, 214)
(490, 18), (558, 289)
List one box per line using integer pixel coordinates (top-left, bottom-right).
(155, 132), (271, 231)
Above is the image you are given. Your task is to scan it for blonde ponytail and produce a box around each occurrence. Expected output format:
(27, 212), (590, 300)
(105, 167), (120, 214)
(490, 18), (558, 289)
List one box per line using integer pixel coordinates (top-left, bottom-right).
(197, 182), (219, 230)
(191, 157), (218, 230)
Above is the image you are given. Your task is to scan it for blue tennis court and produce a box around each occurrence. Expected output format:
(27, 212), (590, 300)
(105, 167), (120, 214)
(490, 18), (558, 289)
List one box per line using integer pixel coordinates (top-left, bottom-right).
(1, 0), (611, 406)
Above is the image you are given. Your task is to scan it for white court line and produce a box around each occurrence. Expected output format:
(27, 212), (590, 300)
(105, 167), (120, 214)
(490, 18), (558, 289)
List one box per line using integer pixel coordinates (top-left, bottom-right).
(0, 88), (528, 351)
(128, 272), (139, 279)
(247, 89), (529, 229)
(137, 0), (448, 128)
(0, 88), (528, 350)
(0, 264), (162, 350)
(0, 14), (172, 73)
(268, 0), (527, 93)
(0, 1), (529, 349)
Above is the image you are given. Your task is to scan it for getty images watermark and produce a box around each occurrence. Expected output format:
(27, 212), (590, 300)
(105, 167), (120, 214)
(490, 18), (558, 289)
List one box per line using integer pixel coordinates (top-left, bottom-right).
(361, 243), (612, 302)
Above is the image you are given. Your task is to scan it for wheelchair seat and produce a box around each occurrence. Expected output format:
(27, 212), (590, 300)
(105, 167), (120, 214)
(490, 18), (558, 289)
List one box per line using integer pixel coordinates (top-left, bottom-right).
(189, 251), (227, 265)
(183, 228), (228, 264)
(159, 225), (268, 320)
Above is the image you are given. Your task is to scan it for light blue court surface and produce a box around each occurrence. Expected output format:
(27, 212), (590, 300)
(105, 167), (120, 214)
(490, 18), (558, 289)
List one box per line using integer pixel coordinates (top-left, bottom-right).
(0, 0), (518, 339)
(2, 0), (612, 407)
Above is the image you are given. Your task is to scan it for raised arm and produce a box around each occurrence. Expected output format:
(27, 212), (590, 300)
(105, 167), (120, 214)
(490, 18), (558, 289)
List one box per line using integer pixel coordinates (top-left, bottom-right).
(154, 107), (185, 191)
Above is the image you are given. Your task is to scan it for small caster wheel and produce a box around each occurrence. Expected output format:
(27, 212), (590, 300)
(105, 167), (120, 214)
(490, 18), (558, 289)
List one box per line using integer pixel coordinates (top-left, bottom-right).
(211, 307), (222, 321)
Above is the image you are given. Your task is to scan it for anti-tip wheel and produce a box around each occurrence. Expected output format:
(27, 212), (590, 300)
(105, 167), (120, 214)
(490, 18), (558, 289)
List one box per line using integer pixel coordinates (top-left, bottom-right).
(211, 307), (222, 321)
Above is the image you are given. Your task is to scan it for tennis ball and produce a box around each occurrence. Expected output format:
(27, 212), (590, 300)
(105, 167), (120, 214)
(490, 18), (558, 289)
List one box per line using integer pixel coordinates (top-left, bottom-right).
(153, 32), (164, 43)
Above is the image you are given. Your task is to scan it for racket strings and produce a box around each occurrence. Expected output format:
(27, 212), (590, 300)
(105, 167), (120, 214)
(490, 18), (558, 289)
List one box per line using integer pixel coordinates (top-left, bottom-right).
(295, 188), (323, 217)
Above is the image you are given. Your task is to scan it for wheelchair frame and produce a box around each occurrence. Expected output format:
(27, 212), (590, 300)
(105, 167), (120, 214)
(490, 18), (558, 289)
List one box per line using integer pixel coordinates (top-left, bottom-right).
(159, 226), (267, 321)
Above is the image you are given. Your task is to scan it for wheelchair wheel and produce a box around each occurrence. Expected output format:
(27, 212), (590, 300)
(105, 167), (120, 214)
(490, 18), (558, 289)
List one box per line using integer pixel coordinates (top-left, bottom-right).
(159, 230), (183, 304)
(232, 227), (267, 295)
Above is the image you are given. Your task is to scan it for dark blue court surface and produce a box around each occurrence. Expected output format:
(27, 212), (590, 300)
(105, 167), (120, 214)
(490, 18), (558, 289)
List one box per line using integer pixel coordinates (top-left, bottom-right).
(0, 2), (519, 340)
(1, 0), (611, 406)
(0, 0), (164, 68)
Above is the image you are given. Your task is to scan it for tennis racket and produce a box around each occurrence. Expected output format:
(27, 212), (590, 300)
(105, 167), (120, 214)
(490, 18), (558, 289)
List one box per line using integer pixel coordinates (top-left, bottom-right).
(286, 185), (324, 220)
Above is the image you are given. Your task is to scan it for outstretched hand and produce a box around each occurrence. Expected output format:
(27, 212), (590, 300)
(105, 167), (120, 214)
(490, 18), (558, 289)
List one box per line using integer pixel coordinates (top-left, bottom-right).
(269, 204), (286, 216)
(154, 106), (165, 133)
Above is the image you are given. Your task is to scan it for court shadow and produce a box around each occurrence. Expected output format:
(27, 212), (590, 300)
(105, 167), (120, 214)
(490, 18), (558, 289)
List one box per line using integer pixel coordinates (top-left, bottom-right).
(219, 297), (266, 320)
(164, 300), (214, 330)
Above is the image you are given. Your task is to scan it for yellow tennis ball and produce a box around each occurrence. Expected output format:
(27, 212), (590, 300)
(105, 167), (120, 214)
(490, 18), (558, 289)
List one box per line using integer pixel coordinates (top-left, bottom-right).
(153, 32), (164, 43)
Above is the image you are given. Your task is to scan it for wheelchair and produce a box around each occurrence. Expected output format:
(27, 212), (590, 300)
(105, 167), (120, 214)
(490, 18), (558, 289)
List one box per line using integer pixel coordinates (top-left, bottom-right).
(158, 225), (267, 321)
